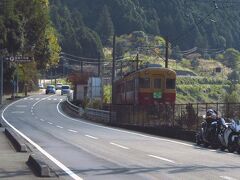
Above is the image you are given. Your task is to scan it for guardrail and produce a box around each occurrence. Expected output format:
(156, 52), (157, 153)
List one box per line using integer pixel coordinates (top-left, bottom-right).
(66, 97), (79, 113)
(85, 108), (111, 123)
(65, 96), (113, 123)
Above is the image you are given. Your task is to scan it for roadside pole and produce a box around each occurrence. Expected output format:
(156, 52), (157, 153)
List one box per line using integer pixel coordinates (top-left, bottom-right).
(165, 36), (169, 68)
(0, 56), (3, 104)
(111, 34), (116, 105)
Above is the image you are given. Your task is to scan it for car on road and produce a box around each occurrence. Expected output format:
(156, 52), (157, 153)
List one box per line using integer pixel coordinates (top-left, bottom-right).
(46, 85), (56, 94)
(38, 83), (44, 89)
(56, 83), (63, 90)
(61, 85), (70, 95)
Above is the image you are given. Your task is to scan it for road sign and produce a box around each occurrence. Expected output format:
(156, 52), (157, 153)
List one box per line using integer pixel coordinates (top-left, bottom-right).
(4, 56), (33, 62)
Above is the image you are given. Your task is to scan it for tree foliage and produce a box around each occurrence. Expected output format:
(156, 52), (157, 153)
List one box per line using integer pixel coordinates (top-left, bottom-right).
(1, 0), (61, 92)
(50, 0), (240, 52)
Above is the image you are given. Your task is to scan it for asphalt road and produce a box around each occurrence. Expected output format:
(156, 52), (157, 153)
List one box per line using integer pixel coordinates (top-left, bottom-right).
(1, 91), (240, 180)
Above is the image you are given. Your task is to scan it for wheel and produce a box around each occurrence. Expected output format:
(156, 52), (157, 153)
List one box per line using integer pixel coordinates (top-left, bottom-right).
(228, 143), (236, 153)
(228, 132), (237, 153)
(196, 134), (202, 145)
(220, 146), (226, 151)
(211, 142), (219, 149)
(203, 141), (209, 148)
(237, 147), (240, 154)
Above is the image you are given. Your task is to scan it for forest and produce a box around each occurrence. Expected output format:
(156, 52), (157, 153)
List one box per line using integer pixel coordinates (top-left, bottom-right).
(49, 0), (240, 57)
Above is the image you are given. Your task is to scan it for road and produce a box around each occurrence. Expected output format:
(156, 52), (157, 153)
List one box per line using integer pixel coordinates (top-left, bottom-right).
(1, 91), (240, 180)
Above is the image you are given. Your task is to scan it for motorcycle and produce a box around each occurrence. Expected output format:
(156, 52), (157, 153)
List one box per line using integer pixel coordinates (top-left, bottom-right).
(196, 115), (221, 149)
(217, 119), (240, 152)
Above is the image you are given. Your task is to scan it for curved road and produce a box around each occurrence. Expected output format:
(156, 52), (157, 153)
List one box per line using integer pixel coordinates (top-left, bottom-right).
(1, 92), (240, 180)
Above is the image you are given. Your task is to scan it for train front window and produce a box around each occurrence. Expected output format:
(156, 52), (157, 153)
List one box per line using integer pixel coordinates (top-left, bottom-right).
(166, 79), (176, 89)
(154, 79), (161, 89)
(139, 78), (150, 88)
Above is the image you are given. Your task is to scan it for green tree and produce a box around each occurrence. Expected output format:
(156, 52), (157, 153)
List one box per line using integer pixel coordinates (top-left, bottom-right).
(95, 5), (114, 46)
(218, 48), (240, 70)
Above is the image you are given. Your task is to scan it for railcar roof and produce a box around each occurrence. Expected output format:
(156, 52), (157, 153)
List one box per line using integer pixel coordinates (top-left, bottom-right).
(114, 67), (176, 82)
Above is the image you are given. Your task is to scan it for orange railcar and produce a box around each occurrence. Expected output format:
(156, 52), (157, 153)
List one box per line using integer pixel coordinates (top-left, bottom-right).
(113, 67), (176, 105)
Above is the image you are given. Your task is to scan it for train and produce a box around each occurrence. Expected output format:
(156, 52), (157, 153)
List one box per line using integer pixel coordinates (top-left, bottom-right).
(113, 66), (176, 105)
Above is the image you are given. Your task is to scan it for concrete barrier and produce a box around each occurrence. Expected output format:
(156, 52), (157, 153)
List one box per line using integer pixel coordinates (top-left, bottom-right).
(27, 154), (51, 177)
(5, 128), (27, 152)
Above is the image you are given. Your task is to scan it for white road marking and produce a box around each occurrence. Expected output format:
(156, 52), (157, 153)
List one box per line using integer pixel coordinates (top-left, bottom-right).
(24, 98), (28, 100)
(30, 98), (34, 100)
(85, 135), (99, 140)
(148, 154), (176, 164)
(47, 122), (53, 125)
(60, 99), (63, 101)
(2, 98), (83, 179)
(68, 129), (78, 133)
(1, 97), (83, 180)
(40, 119), (45, 122)
(48, 98), (51, 100)
(15, 105), (27, 108)
(53, 98), (57, 101)
(57, 125), (63, 129)
(57, 101), (193, 147)
(110, 142), (129, 150)
(35, 98), (40, 100)
(11, 111), (24, 114)
(209, 149), (217, 152)
(220, 176), (237, 180)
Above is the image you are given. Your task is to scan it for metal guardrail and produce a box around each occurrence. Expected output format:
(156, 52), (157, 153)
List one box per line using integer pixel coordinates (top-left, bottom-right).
(66, 97), (79, 113)
(65, 96), (112, 123)
(85, 108), (111, 123)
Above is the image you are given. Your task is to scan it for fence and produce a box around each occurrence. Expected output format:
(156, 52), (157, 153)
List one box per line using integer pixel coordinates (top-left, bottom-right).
(109, 103), (240, 131)
(65, 97), (240, 132)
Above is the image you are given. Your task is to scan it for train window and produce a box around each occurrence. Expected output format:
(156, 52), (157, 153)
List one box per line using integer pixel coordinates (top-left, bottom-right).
(154, 79), (161, 89)
(139, 78), (150, 88)
(166, 79), (176, 89)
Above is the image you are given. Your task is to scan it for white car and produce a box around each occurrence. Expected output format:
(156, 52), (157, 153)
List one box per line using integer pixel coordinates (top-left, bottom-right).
(56, 83), (62, 90)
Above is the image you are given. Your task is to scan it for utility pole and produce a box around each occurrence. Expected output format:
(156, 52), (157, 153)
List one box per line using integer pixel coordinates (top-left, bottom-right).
(165, 36), (169, 68)
(80, 61), (83, 73)
(98, 54), (101, 77)
(136, 52), (139, 71)
(112, 34), (116, 104)
(0, 56), (3, 104)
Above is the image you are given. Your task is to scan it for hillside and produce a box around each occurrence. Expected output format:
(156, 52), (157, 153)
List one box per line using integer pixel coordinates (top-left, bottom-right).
(50, 0), (240, 57)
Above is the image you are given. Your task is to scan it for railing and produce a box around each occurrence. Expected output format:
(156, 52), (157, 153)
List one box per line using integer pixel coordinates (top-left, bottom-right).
(85, 108), (111, 123)
(65, 96), (112, 122)
(65, 97), (80, 114)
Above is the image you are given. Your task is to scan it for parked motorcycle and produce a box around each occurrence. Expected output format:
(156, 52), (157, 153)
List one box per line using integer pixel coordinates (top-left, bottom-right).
(218, 119), (238, 152)
(196, 109), (221, 149)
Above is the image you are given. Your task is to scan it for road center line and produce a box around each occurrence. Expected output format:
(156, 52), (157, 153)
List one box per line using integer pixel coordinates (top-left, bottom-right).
(11, 111), (24, 114)
(220, 176), (237, 180)
(110, 142), (129, 150)
(56, 125), (63, 129)
(85, 135), (99, 140)
(2, 97), (83, 180)
(15, 105), (27, 108)
(148, 154), (176, 164)
(47, 122), (53, 125)
(68, 129), (78, 133)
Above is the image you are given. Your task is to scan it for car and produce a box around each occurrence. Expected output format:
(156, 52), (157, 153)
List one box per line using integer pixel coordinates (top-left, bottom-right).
(61, 85), (70, 95)
(56, 83), (63, 90)
(46, 85), (56, 94)
(38, 83), (44, 89)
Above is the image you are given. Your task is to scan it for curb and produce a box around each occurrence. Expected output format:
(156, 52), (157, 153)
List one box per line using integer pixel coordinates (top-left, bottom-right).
(5, 128), (27, 152)
(27, 154), (51, 177)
